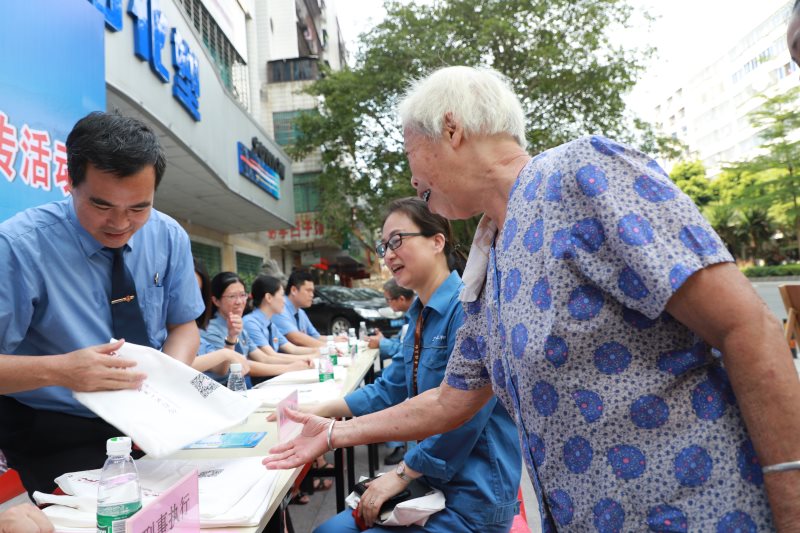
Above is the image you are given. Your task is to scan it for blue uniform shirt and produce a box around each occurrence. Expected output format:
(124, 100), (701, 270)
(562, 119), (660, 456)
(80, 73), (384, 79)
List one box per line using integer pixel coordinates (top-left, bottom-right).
(377, 321), (406, 360)
(272, 297), (320, 339)
(0, 197), (204, 417)
(243, 308), (288, 351)
(200, 313), (258, 387)
(345, 271), (522, 528)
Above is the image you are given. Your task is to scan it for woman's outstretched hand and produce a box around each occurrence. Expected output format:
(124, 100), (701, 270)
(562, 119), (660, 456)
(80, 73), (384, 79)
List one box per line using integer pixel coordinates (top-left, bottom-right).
(262, 408), (331, 470)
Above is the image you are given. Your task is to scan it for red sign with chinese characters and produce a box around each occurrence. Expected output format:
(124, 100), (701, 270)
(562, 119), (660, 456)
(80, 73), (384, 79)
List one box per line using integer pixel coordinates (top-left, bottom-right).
(266, 212), (325, 243)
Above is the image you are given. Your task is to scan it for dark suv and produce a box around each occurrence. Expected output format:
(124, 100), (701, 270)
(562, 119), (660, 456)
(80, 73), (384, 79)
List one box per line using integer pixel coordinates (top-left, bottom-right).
(306, 285), (405, 337)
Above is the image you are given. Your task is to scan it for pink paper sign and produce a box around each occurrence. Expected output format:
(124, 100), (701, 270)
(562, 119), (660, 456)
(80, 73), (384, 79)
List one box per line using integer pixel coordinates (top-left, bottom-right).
(126, 469), (199, 533)
(277, 389), (299, 442)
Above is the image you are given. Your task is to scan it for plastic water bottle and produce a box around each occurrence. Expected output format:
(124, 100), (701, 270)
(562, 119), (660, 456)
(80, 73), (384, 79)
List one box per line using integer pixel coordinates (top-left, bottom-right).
(318, 347), (334, 382)
(97, 436), (142, 533)
(326, 339), (338, 366)
(358, 321), (368, 342)
(227, 363), (247, 396)
(348, 327), (358, 359)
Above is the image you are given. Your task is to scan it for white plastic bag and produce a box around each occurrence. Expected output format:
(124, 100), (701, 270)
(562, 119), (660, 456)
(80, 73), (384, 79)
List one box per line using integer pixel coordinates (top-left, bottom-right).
(73, 341), (261, 457)
(345, 475), (446, 527)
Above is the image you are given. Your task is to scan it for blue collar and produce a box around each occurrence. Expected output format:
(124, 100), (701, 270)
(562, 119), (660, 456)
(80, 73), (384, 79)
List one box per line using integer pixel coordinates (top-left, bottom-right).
(409, 270), (463, 318)
(282, 297), (297, 316)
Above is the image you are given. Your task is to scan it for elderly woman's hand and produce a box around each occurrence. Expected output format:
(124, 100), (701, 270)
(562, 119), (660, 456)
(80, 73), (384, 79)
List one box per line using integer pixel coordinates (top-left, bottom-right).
(0, 504), (54, 533)
(358, 472), (410, 527)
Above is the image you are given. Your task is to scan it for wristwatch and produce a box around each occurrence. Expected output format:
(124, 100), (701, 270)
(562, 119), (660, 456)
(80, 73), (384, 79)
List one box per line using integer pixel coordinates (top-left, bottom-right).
(395, 462), (413, 483)
(224, 336), (238, 345)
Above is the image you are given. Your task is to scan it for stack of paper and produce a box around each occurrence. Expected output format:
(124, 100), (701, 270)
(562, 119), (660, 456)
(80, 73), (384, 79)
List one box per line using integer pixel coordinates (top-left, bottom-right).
(248, 379), (341, 406)
(35, 457), (279, 530)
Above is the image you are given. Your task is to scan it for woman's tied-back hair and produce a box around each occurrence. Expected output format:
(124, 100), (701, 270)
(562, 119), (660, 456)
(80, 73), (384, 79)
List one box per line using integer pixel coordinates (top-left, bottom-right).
(383, 197), (467, 276)
(398, 66), (527, 148)
(251, 275), (283, 308)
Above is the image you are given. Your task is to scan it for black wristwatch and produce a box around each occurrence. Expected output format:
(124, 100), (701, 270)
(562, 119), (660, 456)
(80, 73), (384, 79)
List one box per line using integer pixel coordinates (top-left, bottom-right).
(224, 336), (238, 345)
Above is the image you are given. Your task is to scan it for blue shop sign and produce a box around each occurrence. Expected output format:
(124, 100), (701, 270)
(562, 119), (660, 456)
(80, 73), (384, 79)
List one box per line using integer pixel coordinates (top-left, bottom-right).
(89, 0), (201, 121)
(237, 141), (281, 200)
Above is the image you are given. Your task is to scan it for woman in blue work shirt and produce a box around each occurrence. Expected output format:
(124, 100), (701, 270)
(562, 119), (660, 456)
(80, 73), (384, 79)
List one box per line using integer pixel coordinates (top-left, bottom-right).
(312, 198), (522, 533)
(244, 275), (322, 358)
(201, 272), (313, 385)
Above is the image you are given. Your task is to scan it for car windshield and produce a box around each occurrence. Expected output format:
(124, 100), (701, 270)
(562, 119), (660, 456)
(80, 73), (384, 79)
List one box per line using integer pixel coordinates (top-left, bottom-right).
(317, 286), (385, 304)
(351, 288), (382, 300)
(317, 286), (359, 303)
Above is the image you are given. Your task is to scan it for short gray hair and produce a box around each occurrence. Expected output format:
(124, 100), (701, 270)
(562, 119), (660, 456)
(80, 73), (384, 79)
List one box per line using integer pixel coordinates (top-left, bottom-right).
(398, 66), (527, 148)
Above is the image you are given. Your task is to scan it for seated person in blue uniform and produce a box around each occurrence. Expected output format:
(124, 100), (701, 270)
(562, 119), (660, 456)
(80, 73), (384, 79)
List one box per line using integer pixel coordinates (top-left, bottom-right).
(367, 279), (414, 361)
(243, 275), (322, 359)
(0, 112), (204, 495)
(272, 271), (345, 348)
(245, 274), (335, 498)
(191, 258), (252, 378)
(200, 272), (313, 386)
(366, 278), (415, 465)
(311, 198), (522, 533)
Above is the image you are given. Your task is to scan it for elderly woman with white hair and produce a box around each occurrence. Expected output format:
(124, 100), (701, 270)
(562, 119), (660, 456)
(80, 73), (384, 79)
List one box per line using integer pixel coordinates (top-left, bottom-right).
(266, 66), (800, 531)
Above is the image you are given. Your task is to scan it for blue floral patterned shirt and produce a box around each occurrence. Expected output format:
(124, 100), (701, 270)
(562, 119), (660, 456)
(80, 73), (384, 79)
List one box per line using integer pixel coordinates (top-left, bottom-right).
(444, 136), (772, 532)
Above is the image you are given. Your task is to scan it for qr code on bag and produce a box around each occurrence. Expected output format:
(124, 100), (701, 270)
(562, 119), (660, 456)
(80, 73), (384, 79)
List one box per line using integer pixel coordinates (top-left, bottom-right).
(191, 374), (221, 398)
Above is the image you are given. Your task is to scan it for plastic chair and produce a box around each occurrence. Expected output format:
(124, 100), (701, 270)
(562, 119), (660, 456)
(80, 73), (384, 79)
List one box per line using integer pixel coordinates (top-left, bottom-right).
(780, 284), (800, 355)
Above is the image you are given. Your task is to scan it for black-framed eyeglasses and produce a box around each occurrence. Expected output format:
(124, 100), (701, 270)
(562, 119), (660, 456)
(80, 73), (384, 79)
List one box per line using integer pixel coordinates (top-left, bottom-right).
(375, 232), (424, 258)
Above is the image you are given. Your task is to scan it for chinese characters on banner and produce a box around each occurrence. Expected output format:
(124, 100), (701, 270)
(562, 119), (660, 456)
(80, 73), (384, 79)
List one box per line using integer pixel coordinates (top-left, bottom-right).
(0, 110), (70, 196)
(266, 212), (325, 243)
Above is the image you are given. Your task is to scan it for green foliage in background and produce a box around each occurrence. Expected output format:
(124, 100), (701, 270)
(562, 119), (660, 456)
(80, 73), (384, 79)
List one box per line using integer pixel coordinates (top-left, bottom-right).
(741, 264), (800, 278)
(670, 87), (800, 265)
(288, 0), (651, 241)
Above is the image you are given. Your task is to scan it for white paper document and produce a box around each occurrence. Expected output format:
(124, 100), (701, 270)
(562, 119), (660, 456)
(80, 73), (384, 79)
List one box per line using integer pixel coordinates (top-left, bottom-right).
(36, 457), (278, 530)
(73, 341), (261, 458)
(247, 379), (341, 406)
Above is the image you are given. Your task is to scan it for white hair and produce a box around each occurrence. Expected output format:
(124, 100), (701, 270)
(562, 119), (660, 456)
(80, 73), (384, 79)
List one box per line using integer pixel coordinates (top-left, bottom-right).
(398, 66), (527, 148)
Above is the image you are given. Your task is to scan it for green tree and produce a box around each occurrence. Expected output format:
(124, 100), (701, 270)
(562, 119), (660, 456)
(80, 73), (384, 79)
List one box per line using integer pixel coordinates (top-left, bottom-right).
(290, 0), (650, 239)
(705, 203), (740, 256)
(736, 207), (774, 263)
(725, 86), (800, 258)
(669, 160), (714, 208)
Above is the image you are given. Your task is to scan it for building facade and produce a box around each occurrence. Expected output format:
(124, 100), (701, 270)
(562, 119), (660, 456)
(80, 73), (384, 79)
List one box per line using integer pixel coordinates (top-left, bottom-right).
(1, 0), (363, 286)
(649, 1), (798, 177)
(258, 0), (373, 285)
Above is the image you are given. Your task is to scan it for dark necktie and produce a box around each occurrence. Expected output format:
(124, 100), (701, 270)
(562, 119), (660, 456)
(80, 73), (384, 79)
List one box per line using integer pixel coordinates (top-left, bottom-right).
(294, 311), (300, 328)
(108, 246), (150, 347)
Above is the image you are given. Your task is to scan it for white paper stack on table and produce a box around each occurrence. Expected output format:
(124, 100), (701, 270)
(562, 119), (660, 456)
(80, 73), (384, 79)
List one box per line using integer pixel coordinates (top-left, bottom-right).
(248, 379), (341, 406)
(257, 365), (348, 385)
(73, 341), (262, 458)
(34, 457), (278, 531)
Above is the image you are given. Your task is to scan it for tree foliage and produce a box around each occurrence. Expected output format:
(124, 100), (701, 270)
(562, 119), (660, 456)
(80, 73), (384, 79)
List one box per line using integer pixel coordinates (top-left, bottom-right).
(289, 0), (650, 239)
(723, 86), (800, 259)
(669, 160), (713, 208)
